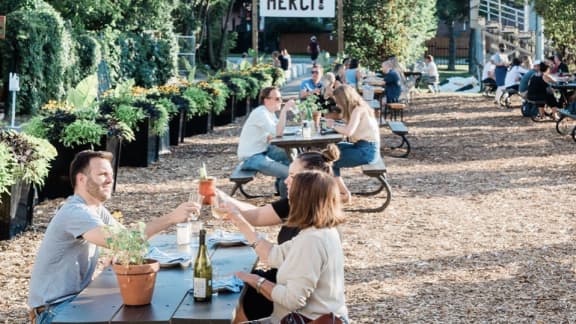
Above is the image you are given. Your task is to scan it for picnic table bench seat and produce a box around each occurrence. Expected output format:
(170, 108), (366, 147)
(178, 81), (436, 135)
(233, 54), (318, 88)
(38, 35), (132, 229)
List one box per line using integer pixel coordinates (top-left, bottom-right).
(386, 121), (411, 158)
(347, 156), (392, 213)
(229, 164), (261, 198)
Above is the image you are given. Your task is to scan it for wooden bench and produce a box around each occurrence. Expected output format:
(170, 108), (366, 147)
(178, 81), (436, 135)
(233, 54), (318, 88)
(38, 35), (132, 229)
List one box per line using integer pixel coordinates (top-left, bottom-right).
(384, 103), (406, 121)
(386, 121), (411, 158)
(347, 157), (392, 213)
(229, 164), (261, 198)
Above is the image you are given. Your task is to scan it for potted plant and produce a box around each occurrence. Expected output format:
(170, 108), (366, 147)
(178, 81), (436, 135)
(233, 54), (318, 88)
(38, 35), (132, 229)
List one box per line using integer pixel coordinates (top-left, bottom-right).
(297, 94), (325, 129)
(0, 130), (57, 240)
(198, 163), (215, 205)
(198, 79), (230, 127)
(105, 219), (160, 306)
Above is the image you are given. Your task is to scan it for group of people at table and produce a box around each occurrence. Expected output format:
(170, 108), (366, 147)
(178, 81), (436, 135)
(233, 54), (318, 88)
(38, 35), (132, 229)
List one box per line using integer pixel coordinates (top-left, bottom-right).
(24, 62), (392, 324)
(483, 43), (574, 120)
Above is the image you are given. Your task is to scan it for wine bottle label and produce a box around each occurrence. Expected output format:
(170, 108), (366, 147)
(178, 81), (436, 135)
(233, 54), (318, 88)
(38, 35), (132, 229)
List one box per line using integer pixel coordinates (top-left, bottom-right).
(194, 278), (207, 298)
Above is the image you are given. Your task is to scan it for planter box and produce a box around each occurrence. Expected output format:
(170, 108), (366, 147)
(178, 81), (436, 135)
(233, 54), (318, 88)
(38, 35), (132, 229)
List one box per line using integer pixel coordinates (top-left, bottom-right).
(39, 137), (122, 200)
(184, 113), (212, 137)
(0, 181), (35, 240)
(235, 97), (249, 117)
(120, 117), (159, 167)
(213, 96), (235, 126)
(169, 110), (186, 146)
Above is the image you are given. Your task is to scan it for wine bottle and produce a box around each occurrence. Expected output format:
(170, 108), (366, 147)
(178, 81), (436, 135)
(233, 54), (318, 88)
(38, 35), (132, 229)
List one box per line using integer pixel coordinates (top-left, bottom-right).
(193, 229), (212, 302)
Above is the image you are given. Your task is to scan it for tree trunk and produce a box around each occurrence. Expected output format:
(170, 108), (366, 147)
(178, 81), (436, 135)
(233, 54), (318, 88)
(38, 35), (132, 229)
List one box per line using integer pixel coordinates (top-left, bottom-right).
(448, 21), (456, 71)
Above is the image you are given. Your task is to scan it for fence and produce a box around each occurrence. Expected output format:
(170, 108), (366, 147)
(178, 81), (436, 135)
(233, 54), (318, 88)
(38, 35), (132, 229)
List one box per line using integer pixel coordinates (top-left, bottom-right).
(425, 37), (469, 67)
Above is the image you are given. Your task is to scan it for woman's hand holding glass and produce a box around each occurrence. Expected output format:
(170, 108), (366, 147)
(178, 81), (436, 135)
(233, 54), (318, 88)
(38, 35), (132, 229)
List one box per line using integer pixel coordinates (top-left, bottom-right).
(211, 192), (228, 219)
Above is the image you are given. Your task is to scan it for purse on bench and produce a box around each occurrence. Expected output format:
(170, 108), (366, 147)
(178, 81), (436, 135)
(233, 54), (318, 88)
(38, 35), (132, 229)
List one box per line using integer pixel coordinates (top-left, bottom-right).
(280, 312), (344, 324)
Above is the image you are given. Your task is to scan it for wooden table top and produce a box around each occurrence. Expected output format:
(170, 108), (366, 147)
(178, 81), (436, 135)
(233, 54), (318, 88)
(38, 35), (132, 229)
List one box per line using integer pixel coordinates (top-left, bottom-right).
(52, 234), (258, 324)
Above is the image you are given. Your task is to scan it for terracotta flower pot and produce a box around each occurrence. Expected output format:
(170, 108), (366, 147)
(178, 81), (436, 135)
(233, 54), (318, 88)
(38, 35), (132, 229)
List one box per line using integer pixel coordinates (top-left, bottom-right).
(199, 178), (216, 205)
(312, 111), (322, 130)
(112, 259), (160, 306)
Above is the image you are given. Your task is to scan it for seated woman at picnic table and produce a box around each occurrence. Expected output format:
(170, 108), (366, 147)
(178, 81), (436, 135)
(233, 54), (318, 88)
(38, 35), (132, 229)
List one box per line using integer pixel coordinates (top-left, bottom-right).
(225, 170), (348, 323)
(325, 85), (380, 202)
(219, 145), (341, 323)
(496, 57), (527, 106)
(527, 61), (561, 121)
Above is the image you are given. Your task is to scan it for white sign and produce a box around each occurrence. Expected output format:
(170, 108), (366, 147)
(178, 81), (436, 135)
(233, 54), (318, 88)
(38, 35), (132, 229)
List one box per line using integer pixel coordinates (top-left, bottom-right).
(9, 73), (20, 92)
(260, 0), (335, 17)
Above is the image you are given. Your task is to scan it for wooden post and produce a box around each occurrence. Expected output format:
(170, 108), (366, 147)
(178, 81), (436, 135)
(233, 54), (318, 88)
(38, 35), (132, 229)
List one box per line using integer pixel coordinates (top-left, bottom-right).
(251, 0), (258, 65)
(337, 0), (343, 54)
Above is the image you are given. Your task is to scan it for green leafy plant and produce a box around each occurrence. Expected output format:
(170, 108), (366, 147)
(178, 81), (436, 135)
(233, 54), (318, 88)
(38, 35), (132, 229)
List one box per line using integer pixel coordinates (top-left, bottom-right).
(105, 221), (149, 266)
(199, 162), (209, 180)
(182, 86), (211, 117)
(0, 130), (57, 196)
(297, 95), (324, 120)
(197, 79), (230, 115)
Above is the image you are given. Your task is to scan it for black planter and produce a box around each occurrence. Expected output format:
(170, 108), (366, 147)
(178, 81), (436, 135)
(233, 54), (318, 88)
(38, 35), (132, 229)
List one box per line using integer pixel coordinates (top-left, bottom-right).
(0, 181), (35, 240)
(106, 136), (122, 192)
(169, 110), (186, 146)
(38, 137), (122, 200)
(235, 97), (249, 117)
(213, 96), (235, 126)
(38, 143), (93, 200)
(184, 112), (212, 136)
(120, 117), (159, 167)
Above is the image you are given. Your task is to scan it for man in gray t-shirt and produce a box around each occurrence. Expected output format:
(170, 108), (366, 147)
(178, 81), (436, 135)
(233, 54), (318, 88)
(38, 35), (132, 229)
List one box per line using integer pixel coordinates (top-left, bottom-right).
(27, 150), (198, 323)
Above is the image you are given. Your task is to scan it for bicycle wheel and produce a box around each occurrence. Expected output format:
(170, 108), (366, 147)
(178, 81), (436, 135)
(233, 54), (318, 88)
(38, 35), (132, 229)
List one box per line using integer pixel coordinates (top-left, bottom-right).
(572, 125), (576, 142)
(555, 115), (576, 135)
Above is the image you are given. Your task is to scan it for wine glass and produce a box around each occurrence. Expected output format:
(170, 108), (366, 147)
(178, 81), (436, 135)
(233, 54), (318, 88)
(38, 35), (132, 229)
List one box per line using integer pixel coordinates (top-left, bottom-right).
(211, 193), (228, 219)
(188, 184), (202, 221)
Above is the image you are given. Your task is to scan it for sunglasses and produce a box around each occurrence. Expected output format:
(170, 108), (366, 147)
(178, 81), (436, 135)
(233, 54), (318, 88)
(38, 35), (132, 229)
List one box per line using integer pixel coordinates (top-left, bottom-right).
(311, 71), (319, 74)
(267, 97), (282, 102)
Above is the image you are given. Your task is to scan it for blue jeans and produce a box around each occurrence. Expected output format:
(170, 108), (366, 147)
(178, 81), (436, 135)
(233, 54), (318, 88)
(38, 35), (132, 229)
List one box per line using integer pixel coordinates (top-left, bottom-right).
(241, 145), (290, 197)
(333, 141), (378, 176)
(35, 298), (74, 324)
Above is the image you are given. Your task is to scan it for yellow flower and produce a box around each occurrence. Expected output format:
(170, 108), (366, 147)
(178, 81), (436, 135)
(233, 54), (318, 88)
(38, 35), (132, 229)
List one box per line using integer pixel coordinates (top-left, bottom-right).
(111, 210), (123, 220)
(41, 100), (75, 112)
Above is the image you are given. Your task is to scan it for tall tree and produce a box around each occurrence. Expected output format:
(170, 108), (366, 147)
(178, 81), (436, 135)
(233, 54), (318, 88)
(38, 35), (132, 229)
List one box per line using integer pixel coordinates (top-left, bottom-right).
(529, 0), (576, 64)
(436, 0), (469, 70)
(342, 0), (437, 70)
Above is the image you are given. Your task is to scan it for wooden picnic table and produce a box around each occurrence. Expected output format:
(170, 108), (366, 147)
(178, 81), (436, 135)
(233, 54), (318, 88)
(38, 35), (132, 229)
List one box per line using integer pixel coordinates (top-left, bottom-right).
(52, 234), (258, 324)
(270, 132), (345, 161)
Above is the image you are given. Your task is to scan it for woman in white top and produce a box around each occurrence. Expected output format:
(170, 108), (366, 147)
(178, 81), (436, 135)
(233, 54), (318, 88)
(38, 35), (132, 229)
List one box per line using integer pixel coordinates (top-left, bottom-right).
(326, 85), (380, 202)
(424, 55), (439, 93)
(227, 171), (348, 324)
(496, 57), (527, 106)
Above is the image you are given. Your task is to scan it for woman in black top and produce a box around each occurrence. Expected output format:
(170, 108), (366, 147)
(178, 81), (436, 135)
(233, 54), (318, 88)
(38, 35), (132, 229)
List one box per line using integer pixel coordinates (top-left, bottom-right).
(527, 62), (560, 120)
(221, 145), (341, 323)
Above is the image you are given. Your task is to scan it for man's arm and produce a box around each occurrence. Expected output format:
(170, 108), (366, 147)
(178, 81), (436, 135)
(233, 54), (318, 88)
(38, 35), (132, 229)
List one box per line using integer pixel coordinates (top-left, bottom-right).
(83, 202), (198, 246)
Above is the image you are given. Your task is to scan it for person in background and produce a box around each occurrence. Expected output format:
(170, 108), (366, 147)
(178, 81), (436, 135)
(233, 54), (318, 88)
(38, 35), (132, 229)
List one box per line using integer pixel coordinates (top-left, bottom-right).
(424, 54), (439, 93)
(491, 44), (510, 104)
(320, 72), (341, 119)
(237, 87), (296, 197)
(527, 61), (560, 121)
(380, 60), (402, 104)
(239, 52), (250, 70)
(299, 64), (323, 100)
(28, 150), (198, 324)
(333, 63), (347, 85)
(220, 145), (341, 323)
(344, 58), (362, 88)
(278, 49), (291, 73)
(325, 85), (380, 202)
(271, 51), (281, 68)
(226, 171), (348, 323)
(482, 58), (497, 93)
(307, 35), (321, 64)
(496, 57), (527, 107)
(551, 53), (569, 75)
(521, 56), (532, 70)
(518, 59), (540, 98)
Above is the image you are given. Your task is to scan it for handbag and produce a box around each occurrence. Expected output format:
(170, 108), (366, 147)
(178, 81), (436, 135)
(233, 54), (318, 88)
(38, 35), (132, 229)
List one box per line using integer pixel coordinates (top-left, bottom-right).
(280, 312), (343, 324)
